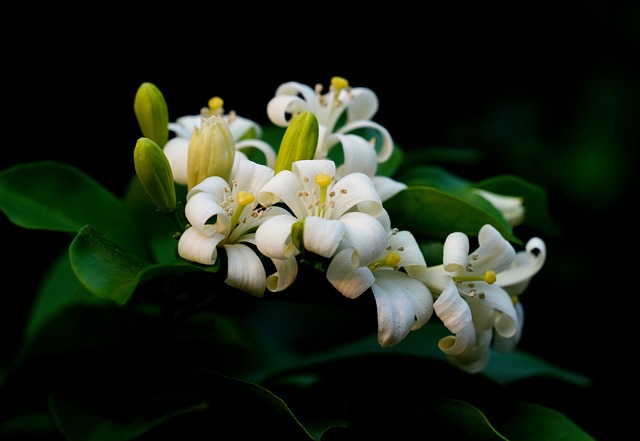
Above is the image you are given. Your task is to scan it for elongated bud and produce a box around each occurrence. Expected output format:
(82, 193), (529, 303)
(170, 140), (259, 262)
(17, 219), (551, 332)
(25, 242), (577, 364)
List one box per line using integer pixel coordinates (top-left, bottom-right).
(134, 137), (177, 213)
(187, 114), (236, 190)
(134, 82), (169, 148)
(274, 111), (318, 173)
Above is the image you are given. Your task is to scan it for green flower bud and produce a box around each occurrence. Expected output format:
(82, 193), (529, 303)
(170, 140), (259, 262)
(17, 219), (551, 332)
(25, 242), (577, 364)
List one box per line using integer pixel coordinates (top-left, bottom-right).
(134, 137), (176, 213)
(134, 82), (169, 147)
(274, 111), (318, 173)
(187, 115), (236, 190)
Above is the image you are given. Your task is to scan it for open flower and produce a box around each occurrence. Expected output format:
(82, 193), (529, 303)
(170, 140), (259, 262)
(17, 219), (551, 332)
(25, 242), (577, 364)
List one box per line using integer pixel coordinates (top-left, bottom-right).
(255, 159), (386, 287)
(164, 97), (276, 185)
(418, 224), (545, 372)
(328, 227), (433, 347)
(266, 77), (393, 164)
(178, 159), (293, 297)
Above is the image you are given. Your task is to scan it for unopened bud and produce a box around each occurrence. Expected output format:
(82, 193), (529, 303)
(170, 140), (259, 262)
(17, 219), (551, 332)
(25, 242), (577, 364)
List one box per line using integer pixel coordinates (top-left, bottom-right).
(187, 115), (236, 189)
(274, 111), (318, 173)
(134, 137), (177, 213)
(134, 82), (169, 148)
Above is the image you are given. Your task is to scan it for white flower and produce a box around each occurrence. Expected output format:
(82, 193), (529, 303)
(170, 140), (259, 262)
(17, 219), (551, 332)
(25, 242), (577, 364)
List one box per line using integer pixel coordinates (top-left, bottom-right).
(164, 97), (276, 185)
(255, 159), (386, 287)
(418, 224), (545, 373)
(177, 159), (293, 297)
(266, 77), (393, 164)
(334, 133), (406, 201)
(327, 228), (433, 347)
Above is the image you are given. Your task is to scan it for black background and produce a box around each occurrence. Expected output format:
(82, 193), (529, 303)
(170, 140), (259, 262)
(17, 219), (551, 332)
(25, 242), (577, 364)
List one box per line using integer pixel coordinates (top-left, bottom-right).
(2, 3), (638, 439)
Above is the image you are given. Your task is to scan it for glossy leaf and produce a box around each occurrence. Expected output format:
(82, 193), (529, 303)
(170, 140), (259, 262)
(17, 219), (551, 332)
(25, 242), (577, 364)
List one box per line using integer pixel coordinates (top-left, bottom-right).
(0, 161), (149, 258)
(384, 186), (520, 244)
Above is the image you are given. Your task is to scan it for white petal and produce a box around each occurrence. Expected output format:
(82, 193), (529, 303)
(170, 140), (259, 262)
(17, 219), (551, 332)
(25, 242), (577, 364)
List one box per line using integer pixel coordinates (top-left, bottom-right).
(493, 301), (524, 352)
(185, 175), (229, 203)
(328, 172), (382, 219)
(337, 120), (393, 163)
(236, 139), (277, 169)
(255, 214), (299, 259)
(497, 237), (546, 294)
(334, 134), (377, 178)
(339, 212), (388, 266)
(371, 270), (432, 347)
(184, 192), (228, 237)
(434, 279), (476, 356)
(257, 170), (308, 218)
(224, 243), (266, 297)
(387, 230), (427, 278)
(228, 115), (263, 140)
(447, 329), (493, 374)
(303, 216), (345, 258)
(171, 115), (200, 138)
(233, 159), (275, 195)
(178, 227), (223, 265)
(266, 256), (298, 292)
(327, 248), (375, 299)
(162, 138), (189, 185)
(346, 87), (379, 121)
(372, 176), (407, 202)
(473, 224), (516, 273)
(443, 232), (470, 273)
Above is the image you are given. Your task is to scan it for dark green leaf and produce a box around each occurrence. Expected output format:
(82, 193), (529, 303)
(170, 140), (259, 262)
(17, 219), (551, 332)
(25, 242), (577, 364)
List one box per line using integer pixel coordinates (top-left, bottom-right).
(0, 161), (149, 258)
(384, 186), (520, 244)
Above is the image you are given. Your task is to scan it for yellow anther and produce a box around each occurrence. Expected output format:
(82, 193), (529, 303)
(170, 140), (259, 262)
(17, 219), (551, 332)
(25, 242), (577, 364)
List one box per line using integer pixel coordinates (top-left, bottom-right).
(208, 96), (224, 113)
(484, 270), (497, 284)
(237, 191), (255, 207)
(331, 76), (349, 92)
(510, 295), (519, 305)
(385, 251), (401, 267)
(315, 173), (332, 187)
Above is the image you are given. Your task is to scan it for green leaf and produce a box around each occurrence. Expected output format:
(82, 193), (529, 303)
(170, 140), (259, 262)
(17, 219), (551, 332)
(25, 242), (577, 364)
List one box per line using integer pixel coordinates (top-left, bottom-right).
(190, 370), (315, 439)
(49, 394), (207, 441)
(384, 186), (520, 244)
(474, 174), (561, 236)
(69, 224), (217, 305)
(489, 400), (596, 441)
(0, 161), (149, 258)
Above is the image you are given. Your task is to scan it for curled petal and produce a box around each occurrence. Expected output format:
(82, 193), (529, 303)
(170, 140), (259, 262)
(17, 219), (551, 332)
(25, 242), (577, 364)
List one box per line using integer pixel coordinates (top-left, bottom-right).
(224, 243), (266, 297)
(266, 256), (298, 292)
(447, 329), (493, 374)
(372, 271), (433, 347)
(337, 120), (393, 163)
(494, 302), (524, 352)
(469, 284), (518, 338)
(346, 87), (378, 121)
(303, 216), (345, 258)
(434, 279), (475, 356)
(473, 224), (516, 273)
(387, 230), (427, 278)
(184, 192), (228, 236)
(335, 134), (377, 178)
(229, 115), (263, 140)
(236, 139), (277, 169)
(178, 227), (224, 265)
(257, 170), (306, 217)
(185, 175), (229, 203)
(443, 232), (470, 272)
(497, 237), (546, 294)
(327, 248), (375, 299)
(170, 115), (200, 139)
(255, 214), (299, 259)
(340, 212), (388, 266)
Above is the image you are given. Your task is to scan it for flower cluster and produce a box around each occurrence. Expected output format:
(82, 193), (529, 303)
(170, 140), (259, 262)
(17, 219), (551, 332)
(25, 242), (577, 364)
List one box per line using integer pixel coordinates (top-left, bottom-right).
(133, 77), (547, 373)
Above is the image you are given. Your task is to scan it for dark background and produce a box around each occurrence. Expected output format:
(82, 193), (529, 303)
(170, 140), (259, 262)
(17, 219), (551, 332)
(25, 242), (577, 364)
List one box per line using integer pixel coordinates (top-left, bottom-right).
(2, 3), (638, 439)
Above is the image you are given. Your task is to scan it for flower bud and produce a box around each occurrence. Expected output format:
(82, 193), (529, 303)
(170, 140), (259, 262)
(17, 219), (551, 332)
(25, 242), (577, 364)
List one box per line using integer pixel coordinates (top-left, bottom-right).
(187, 114), (236, 189)
(134, 82), (169, 148)
(274, 111), (318, 173)
(134, 137), (177, 213)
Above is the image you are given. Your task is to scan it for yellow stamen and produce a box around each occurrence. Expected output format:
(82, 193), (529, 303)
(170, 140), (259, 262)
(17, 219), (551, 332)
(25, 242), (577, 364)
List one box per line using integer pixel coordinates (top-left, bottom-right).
(230, 191), (254, 227)
(208, 96), (224, 114)
(331, 76), (349, 92)
(453, 270), (497, 284)
(385, 251), (401, 267)
(315, 173), (332, 217)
